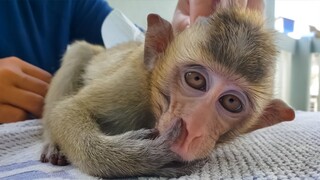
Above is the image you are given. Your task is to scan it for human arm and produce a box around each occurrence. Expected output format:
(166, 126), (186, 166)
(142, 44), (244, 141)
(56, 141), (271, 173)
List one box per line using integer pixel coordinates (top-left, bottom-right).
(0, 57), (52, 123)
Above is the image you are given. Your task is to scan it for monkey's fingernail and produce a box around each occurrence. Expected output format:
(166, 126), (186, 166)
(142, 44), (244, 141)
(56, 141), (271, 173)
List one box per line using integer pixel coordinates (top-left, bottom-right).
(172, 120), (187, 145)
(166, 118), (185, 143)
(57, 155), (69, 166)
(50, 154), (58, 165)
(171, 118), (183, 132)
(40, 154), (48, 163)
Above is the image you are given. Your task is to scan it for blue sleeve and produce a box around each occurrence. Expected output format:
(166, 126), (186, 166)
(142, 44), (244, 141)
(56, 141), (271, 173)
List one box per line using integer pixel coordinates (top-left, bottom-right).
(0, 0), (113, 74)
(70, 0), (113, 45)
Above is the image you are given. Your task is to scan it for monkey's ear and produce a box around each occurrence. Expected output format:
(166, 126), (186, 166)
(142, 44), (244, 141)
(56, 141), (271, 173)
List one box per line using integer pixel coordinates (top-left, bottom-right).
(144, 14), (173, 71)
(246, 99), (295, 133)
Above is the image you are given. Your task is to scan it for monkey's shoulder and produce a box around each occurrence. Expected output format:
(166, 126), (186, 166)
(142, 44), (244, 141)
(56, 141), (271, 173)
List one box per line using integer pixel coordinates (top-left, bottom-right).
(83, 41), (146, 82)
(78, 41), (153, 132)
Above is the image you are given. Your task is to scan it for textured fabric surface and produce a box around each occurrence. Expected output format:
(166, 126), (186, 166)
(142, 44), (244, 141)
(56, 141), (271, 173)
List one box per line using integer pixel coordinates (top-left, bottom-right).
(0, 111), (319, 180)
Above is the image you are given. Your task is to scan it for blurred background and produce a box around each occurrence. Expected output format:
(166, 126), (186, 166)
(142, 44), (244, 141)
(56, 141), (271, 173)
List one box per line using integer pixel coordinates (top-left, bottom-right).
(108, 0), (320, 112)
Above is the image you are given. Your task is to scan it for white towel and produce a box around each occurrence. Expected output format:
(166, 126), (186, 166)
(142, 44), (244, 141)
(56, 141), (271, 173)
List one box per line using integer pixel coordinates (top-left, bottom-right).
(0, 111), (319, 179)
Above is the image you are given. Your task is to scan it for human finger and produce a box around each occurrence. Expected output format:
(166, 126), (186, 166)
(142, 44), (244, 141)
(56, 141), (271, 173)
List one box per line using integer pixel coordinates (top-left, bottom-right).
(189, 0), (217, 24)
(11, 57), (52, 83)
(172, 0), (191, 33)
(172, 11), (190, 33)
(16, 71), (49, 97)
(0, 104), (28, 123)
(247, 0), (264, 12)
(3, 88), (44, 118)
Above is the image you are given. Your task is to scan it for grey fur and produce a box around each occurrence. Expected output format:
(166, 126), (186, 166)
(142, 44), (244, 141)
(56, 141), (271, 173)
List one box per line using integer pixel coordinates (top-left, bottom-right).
(41, 41), (202, 177)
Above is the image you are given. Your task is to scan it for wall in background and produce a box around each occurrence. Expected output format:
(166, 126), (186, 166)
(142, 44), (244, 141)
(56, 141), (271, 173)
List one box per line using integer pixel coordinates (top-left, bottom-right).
(108, 0), (178, 29)
(107, 0), (319, 111)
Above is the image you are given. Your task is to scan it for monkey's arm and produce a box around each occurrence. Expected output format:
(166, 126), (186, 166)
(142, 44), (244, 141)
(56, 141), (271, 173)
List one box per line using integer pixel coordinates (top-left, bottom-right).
(40, 41), (106, 166)
(42, 82), (201, 178)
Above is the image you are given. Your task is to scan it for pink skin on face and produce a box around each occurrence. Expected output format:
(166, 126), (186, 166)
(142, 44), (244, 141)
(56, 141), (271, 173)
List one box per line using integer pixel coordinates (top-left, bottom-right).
(158, 69), (250, 161)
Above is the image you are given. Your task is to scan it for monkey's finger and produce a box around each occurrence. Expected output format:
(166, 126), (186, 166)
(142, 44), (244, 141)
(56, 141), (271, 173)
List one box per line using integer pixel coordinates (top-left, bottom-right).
(47, 145), (70, 166)
(0, 104), (28, 123)
(159, 118), (184, 144)
(134, 128), (159, 140)
(40, 154), (49, 163)
(57, 155), (70, 166)
(121, 128), (159, 140)
(147, 129), (160, 139)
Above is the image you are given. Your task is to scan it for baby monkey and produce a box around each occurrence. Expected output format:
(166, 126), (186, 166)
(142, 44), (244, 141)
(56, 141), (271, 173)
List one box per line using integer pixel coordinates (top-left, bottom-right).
(40, 6), (295, 178)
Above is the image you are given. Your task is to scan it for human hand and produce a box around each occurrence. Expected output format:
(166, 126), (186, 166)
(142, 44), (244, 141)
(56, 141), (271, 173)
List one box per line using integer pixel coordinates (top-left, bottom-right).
(172, 0), (264, 33)
(0, 57), (52, 123)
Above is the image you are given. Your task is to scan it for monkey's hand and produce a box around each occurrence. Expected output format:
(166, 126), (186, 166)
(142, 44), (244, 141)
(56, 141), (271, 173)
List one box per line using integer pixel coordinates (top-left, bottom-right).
(40, 119), (206, 178)
(40, 142), (69, 166)
(114, 119), (206, 177)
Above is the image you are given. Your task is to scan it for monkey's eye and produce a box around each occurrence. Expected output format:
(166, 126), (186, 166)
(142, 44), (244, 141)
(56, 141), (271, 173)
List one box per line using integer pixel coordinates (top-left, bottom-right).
(185, 71), (206, 91)
(219, 94), (243, 113)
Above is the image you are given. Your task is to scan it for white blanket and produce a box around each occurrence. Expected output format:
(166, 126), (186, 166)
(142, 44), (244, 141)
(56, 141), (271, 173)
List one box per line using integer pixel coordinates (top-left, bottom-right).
(0, 111), (319, 179)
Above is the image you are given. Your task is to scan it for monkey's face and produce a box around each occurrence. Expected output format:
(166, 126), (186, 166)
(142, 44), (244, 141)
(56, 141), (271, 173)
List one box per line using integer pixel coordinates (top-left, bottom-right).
(156, 64), (258, 161)
(150, 8), (278, 161)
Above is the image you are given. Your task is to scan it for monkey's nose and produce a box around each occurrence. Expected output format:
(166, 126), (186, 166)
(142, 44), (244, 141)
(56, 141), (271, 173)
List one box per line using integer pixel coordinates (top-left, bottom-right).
(170, 119), (202, 161)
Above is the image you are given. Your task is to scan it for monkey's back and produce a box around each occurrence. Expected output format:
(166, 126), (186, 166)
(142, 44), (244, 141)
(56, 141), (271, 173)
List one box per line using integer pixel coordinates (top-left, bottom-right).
(82, 42), (156, 135)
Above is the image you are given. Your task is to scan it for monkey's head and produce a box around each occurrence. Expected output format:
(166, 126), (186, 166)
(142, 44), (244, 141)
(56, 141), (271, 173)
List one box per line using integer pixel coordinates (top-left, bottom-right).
(144, 8), (295, 162)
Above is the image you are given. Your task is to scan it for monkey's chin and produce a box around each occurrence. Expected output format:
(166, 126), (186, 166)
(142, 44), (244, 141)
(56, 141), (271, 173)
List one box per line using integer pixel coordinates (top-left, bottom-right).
(171, 143), (211, 162)
(171, 146), (195, 162)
